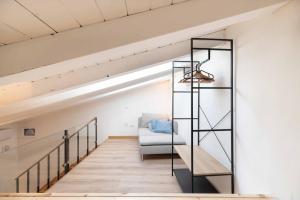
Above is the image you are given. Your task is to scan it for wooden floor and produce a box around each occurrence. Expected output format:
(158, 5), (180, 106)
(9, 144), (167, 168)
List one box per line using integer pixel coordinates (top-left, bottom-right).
(47, 139), (184, 193)
(3, 139), (271, 199)
(0, 193), (272, 200)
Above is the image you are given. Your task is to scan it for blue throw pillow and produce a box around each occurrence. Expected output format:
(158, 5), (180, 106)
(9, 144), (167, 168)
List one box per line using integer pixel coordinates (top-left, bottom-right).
(148, 120), (157, 131)
(151, 120), (172, 134)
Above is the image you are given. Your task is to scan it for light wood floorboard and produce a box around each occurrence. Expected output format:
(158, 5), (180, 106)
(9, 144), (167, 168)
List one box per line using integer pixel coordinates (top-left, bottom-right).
(47, 139), (184, 193)
(0, 193), (272, 199)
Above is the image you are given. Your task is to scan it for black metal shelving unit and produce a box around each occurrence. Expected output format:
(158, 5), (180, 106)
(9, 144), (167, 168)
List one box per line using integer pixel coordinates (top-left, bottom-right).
(171, 38), (234, 193)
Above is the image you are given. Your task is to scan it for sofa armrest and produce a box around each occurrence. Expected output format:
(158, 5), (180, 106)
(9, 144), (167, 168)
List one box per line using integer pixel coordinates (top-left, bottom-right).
(138, 117), (142, 128)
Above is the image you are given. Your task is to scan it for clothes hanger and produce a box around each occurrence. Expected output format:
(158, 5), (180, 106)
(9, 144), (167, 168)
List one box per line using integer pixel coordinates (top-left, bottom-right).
(179, 50), (215, 83)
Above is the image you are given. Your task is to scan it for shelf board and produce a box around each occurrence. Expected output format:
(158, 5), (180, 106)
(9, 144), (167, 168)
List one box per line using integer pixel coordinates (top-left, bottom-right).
(174, 145), (231, 176)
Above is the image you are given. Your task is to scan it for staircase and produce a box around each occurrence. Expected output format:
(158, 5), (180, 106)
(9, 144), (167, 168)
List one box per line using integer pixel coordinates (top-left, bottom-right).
(15, 117), (98, 193)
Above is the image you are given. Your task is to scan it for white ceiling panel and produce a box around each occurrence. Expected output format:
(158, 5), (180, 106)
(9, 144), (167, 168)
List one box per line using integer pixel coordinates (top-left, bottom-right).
(0, 22), (29, 44)
(96, 0), (127, 20)
(60, 0), (105, 26)
(18, 0), (80, 32)
(0, 0), (54, 38)
(150, 0), (172, 9)
(126, 0), (151, 14)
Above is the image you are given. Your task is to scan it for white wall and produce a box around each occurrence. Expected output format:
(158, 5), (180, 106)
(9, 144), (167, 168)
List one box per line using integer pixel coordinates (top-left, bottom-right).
(14, 79), (172, 163)
(226, 1), (300, 199)
(19, 80), (171, 140)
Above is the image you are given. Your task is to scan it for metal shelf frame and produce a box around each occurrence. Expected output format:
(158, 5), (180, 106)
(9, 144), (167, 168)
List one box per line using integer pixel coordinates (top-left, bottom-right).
(171, 38), (234, 193)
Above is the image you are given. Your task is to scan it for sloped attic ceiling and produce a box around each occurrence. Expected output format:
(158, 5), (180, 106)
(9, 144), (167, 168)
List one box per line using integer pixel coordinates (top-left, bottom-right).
(0, 0), (190, 45)
(0, 0), (288, 126)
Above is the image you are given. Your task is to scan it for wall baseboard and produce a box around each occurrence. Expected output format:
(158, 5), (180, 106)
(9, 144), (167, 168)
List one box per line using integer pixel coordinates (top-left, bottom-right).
(108, 136), (138, 139)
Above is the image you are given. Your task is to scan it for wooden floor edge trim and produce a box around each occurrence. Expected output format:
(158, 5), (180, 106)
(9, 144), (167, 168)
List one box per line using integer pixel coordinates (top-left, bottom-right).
(108, 136), (138, 139)
(0, 193), (273, 198)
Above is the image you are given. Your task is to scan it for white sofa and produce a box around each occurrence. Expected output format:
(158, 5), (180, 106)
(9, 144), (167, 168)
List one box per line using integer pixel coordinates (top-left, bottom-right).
(138, 113), (185, 160)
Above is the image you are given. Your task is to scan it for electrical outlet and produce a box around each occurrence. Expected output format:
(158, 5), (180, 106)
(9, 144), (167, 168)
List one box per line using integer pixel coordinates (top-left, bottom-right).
(4, 145), (9, 152)
(1, 145), (10, 153)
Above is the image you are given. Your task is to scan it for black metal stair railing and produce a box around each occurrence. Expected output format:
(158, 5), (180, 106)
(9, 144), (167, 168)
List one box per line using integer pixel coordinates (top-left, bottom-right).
(15, 117), (98, 193)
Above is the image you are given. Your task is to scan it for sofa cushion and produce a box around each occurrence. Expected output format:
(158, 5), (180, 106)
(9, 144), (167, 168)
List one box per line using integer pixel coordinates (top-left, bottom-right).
(138, 128), (185, 146)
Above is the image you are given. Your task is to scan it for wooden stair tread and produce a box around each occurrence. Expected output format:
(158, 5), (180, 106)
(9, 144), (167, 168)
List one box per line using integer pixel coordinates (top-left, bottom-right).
(174, 145), (231, 176)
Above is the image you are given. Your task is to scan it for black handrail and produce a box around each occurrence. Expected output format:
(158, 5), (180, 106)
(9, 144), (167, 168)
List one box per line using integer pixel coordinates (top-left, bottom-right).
(15, 117), (98, 193)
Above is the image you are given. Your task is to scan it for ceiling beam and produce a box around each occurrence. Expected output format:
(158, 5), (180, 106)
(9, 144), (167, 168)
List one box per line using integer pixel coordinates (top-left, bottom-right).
(0, 0), (287, 77)
(0, 30), (225, 93)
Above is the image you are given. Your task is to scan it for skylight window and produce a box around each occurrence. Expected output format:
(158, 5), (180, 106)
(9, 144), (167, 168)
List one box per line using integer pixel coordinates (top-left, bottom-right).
(67, 62), (171, 97)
